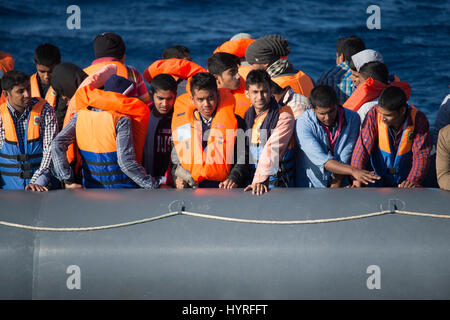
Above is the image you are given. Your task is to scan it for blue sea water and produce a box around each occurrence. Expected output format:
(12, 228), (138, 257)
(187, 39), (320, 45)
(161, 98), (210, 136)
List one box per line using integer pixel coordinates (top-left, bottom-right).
(0, 0), (449, 125)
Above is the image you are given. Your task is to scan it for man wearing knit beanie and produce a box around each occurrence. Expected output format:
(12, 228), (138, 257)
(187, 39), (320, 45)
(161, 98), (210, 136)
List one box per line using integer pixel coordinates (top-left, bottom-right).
(84, 32), (151, 106)
(245, 34), (314, 97)
(94, 32), (126, 60)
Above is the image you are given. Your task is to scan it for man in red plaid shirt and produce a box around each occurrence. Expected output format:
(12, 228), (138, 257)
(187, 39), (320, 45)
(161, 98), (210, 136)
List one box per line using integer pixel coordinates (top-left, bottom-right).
(351, 86), (431, 188)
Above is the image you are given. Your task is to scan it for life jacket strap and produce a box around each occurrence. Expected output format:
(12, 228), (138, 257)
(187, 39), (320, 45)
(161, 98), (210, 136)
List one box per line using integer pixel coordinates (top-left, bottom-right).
(0, 162), (40, 170)
(0, 171), (34, 179)
(0, 152), (43, 161)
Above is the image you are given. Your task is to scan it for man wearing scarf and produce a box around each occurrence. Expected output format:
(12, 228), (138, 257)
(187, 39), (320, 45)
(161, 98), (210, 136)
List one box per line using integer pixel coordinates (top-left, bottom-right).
(243, 70), (296, 195)
(245, 34), (314, 97)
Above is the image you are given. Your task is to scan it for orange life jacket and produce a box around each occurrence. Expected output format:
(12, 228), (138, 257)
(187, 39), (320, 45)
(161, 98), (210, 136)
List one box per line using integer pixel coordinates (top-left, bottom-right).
(0, 51), (14, 74)
(343, 78), (412, 112)
(271, 71), (314, 97)
(171, 89), (237, 183)
(238, 65), (252, 80)
(84, 60), (129, 79)
(30, 73), (57, 107)
(230, 76), (251, 118)
(213, 38), (255, 59)
(74, 86), (150, 164)
(143, 58), (206, 83)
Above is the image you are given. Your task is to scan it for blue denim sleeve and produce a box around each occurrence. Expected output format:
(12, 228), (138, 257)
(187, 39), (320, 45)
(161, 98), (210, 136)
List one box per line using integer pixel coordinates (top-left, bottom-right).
(296, 113), (334, 170)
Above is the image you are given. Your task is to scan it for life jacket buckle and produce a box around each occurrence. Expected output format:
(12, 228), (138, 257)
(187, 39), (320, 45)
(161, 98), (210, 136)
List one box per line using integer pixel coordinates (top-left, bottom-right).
(20, 163), (34, 170)
(16, 154), (29, 162)
(387, 167), (397, 175)
(19, 171), (33, 179)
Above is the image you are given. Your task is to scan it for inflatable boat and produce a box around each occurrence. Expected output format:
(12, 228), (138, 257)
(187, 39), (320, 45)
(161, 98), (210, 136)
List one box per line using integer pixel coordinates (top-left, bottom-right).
(0, 187), (449, 299)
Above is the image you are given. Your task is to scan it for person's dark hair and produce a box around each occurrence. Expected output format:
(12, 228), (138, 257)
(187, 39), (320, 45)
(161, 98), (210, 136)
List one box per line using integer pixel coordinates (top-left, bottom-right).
(348, 59), (357, 71)
(162, 45), (191, 60)
(150, 74), (177, 96)
(378, 86), (407, 112)
(94, 32), (126, 59)
(336, 36), (353, 56)
(342, 36), (365, 64)
(245, 69), (272, 90)
(34, 43), (61, 66)
(51, 62), (88, 98)
(359, 61), (389, 84)
(1, 70), (29, 92)
(190, 72), (217, 96)
(270, 80), (284, 95)
(309, 85), (338, 108)
(207, 52), (240, 76)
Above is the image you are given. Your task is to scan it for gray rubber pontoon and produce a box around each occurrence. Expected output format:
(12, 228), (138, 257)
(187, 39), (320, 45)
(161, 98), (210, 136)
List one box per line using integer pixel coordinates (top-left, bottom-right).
(0, 188), (449, 299)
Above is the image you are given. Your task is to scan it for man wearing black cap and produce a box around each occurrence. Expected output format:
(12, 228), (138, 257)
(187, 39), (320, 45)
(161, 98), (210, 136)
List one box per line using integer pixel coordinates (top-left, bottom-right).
(51, 74), (162, 189)
(245, 34), (314, 97)
(84, 32), (151, 106)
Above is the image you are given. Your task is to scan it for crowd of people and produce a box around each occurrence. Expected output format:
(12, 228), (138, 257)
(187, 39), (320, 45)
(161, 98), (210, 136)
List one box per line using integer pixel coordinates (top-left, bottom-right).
(0, 32), (449, 194)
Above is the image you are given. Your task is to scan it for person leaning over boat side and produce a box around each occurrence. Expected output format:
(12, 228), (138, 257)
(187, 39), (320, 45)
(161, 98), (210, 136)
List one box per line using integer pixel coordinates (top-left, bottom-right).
(171, 72), (249, 189)
(243, 70), (296, 195)
(84, 32), (150, 106)
(245, 34), (314, 97)
(143, 74), (178, 188)
(295, 85), (379, 188)
(0, 70), (58, 191)
(436, 124), (450, 190)
(207, 52), (251, 118)
(317, 36), (365, 105)
(30, 43), (64, 114)
(351, 86), (431, 188)
(51, 75), (161, 189)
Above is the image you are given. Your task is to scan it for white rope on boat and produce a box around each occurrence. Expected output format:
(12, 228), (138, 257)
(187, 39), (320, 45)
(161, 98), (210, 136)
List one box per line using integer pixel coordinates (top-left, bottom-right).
(0, 208), (449, 232)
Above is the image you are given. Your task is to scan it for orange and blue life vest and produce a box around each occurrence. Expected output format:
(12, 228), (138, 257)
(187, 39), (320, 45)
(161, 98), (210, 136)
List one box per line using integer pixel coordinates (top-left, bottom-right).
(76, 109), (137, 188)
(370, 105), (418, 186)
(0, 99), (45, 189)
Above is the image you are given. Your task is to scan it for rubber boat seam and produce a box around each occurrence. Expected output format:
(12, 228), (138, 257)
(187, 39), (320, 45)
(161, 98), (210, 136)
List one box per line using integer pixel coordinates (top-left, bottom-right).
(0, 209), (449, 232)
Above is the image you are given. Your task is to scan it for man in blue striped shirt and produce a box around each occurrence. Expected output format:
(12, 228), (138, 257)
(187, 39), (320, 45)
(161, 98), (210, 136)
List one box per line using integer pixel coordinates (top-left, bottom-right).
(317, 36), (365, 105)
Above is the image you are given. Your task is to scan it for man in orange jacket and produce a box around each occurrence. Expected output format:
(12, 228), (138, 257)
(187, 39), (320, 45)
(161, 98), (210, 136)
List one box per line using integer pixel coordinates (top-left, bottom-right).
(171, 72), (249, 189)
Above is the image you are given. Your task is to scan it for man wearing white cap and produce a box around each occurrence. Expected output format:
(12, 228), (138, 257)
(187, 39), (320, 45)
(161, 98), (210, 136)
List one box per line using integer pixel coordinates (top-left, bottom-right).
(349, 49), (384, 88)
